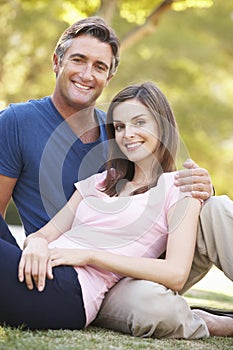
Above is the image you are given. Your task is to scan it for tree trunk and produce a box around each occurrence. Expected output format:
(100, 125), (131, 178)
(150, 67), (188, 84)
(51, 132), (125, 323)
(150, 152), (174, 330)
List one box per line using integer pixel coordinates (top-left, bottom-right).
(96, 0), (118, 24)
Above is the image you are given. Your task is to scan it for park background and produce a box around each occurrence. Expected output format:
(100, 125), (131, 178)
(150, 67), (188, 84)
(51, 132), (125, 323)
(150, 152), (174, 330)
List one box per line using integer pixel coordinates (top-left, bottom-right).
(1, 0), (232, 300)
(0, 1), (233, 349)
(1, 0), (233, 224)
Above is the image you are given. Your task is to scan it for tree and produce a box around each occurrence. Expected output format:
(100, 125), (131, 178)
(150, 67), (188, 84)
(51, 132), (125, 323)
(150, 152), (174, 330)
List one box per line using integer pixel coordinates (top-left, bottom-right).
(0, 0), (214, 106)
(1, 0), (233, 225)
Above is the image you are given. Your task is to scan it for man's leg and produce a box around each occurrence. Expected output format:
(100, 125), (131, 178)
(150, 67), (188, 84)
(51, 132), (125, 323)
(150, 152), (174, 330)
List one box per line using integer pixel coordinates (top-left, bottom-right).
(93, 278), (209, 339)
(0, 214), (19, 246)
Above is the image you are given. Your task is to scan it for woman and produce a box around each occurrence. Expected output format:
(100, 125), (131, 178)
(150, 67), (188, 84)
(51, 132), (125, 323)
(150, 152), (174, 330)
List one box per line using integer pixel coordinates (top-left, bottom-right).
(0, 82), (201, 330)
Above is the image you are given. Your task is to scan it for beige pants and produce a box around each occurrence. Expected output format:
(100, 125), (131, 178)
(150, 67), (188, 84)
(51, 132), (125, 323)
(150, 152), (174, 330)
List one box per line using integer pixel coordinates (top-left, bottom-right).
(93, 196), (233, 338)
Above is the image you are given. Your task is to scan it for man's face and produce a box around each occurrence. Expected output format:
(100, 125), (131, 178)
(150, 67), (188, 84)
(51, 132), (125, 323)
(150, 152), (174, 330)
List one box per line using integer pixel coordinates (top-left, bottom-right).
(53, 35), (113, 115)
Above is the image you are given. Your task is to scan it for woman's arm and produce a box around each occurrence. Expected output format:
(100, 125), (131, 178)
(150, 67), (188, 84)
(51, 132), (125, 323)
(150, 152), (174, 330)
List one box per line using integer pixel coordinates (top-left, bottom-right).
(24, 189), (83, 245)
(18, 189), (83, 291)
(51, 197), (201, 292)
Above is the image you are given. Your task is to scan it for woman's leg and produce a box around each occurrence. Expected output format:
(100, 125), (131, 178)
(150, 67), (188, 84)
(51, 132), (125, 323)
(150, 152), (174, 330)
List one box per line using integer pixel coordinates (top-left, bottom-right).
(93, 278), (209, 339)
(0, 238), (86, 330)
(181, 195), (233, 293)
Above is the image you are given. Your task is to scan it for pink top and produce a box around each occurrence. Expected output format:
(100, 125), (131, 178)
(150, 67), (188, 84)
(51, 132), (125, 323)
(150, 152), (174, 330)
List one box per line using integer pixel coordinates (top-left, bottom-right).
(49, 171), (191, 326)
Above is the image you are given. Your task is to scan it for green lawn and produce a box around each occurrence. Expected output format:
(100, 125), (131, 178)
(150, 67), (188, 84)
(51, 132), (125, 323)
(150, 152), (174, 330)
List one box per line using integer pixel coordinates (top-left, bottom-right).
(0, 322), (233, 350)
(1, 268), (233, 349)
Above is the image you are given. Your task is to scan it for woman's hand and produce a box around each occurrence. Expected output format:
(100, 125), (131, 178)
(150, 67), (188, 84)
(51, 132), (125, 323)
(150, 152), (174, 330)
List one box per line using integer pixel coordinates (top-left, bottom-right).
(175, 158), (213, 200)
(18, 236), (53, 292)
(50, 248), (91, 268)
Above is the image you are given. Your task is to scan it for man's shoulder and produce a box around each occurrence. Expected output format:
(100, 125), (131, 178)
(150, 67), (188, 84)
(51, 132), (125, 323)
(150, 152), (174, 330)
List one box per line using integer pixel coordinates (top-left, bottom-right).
(8, 96), (51, 113)
(0, 97), (53, 123)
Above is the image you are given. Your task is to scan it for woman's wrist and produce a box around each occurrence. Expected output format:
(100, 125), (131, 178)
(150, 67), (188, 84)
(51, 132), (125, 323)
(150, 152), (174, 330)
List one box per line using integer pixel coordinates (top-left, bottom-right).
(23, 231), (47, 249)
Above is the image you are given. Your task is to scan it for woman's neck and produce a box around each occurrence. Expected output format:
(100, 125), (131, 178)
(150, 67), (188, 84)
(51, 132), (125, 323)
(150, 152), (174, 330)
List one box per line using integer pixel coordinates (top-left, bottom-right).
(117, 164), (158, 197)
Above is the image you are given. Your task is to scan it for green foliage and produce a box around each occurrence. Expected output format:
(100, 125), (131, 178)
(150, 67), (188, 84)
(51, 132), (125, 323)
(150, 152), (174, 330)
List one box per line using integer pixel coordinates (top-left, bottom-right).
(109, 1), (233, 197)
(172, 0), (214, 11)
(119, 0), (160, 24)
(0, 0), (232, 224)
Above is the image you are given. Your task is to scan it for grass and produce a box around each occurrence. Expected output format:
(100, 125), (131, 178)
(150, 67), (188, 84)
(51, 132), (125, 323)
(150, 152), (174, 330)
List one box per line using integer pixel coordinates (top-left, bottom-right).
(0, 324), (233, 350)
(0, 268), (233, 349)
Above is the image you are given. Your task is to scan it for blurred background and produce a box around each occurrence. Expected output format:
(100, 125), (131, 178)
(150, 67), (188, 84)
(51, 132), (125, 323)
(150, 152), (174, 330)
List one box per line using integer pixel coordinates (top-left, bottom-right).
(1, 0), (232, 225)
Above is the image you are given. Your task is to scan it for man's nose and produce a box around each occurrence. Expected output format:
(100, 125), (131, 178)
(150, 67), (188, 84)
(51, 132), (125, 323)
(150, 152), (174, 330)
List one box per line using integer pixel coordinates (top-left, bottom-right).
(79, 63), (93, 81)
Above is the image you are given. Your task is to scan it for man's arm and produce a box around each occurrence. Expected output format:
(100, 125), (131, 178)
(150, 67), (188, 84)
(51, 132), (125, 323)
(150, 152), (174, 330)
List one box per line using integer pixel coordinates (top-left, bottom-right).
(0, 174), (17, 218)
(174, 159), (213, 200)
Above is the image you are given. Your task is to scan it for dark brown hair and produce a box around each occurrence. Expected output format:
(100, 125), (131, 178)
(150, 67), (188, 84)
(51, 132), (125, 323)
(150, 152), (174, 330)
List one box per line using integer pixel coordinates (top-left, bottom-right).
(103, 82), (179, 196)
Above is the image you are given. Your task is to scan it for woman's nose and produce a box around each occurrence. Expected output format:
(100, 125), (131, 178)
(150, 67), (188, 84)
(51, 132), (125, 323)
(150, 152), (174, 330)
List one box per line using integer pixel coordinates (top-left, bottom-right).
(124, 124), (135, 138)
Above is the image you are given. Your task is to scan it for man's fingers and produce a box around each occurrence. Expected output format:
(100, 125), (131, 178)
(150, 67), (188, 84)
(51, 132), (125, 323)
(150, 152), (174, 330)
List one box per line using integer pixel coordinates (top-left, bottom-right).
(175, 174), (209, 186)
(183, 158), (199, 169)
(179, 183), (205, 191)
(191, 191), (209, 200)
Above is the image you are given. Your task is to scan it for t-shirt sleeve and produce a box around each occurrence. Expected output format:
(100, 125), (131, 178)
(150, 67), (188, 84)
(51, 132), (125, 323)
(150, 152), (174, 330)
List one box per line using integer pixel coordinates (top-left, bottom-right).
(74, 171), (107, 198)
(0, 106), (22, 178)
(159, 172), (193, 212)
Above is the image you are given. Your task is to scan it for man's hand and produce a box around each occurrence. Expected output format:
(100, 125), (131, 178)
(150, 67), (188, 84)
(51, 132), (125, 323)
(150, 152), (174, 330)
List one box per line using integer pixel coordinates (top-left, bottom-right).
(174, 159), (213, 201)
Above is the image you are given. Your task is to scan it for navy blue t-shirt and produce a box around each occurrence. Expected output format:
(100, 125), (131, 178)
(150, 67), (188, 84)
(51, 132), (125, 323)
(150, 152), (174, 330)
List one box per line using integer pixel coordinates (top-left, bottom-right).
(0, 97), (108, 234)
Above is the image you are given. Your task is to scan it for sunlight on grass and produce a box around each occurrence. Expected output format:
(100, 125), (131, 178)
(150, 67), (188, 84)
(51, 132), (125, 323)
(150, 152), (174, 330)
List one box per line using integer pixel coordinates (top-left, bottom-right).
(185, 266), (233, 310)
(0, 327), (6, 341)
(3, 230), (233, 349)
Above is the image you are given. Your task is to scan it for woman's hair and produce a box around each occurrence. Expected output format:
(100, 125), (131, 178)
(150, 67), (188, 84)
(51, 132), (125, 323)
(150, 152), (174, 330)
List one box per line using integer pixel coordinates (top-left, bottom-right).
(54, 16), (120, 77)
(103, 82), (179, 196)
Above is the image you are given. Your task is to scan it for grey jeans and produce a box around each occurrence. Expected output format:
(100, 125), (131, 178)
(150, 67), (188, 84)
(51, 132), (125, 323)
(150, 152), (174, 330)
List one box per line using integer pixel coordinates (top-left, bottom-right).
(93, 196), (233, 339)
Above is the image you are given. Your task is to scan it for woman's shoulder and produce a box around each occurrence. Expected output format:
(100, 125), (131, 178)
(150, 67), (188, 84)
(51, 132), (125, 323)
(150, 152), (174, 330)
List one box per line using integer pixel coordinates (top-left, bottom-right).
(157, 171), (177, 188)
(74, 171), (108, 196)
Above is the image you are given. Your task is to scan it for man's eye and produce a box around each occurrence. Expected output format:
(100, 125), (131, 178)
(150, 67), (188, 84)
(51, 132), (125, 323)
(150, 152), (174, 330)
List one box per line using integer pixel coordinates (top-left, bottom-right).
(71, 58), (82, 64)
(96, 64), (107, 72)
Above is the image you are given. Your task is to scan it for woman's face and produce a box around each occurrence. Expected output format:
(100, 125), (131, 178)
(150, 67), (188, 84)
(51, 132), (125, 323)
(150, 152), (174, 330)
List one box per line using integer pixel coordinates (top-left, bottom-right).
(112, 98), (159, 166)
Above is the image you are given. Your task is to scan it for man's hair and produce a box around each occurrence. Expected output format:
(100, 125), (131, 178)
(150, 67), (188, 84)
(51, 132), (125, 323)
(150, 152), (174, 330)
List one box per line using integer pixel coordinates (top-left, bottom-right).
(54, 16), (120, 76)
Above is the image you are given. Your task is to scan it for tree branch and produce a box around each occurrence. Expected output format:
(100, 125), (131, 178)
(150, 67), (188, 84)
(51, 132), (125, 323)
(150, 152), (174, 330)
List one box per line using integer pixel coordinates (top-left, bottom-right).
(121, 0), (176, 52)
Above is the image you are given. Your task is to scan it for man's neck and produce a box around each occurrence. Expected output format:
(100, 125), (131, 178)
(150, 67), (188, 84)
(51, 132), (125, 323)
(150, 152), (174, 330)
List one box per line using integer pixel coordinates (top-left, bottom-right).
(67, 111), (100, 143)
(51, 95), (100, 143)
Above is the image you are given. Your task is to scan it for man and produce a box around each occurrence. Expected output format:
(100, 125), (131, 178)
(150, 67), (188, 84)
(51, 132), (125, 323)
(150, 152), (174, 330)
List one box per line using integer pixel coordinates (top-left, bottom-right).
(0, 16), (120, 234)
(0, 17), (232, 337)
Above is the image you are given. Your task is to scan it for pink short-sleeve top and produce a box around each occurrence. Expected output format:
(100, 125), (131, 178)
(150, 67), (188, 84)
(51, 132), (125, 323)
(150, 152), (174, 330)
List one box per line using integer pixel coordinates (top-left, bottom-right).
(49, 171), (192, 326)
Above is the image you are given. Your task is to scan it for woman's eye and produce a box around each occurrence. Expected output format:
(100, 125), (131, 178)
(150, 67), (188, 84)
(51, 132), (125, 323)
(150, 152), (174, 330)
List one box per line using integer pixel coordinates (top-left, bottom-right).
(114, 124), (124, 132)
(135, 120), (145, 126)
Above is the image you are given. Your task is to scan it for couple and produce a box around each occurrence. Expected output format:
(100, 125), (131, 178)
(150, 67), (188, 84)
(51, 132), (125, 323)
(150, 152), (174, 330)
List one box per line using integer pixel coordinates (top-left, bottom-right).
(0, 17), (232, 337)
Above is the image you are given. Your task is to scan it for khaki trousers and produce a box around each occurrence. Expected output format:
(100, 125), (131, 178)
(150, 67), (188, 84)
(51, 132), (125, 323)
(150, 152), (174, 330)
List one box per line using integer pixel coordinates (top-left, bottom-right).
(93, 196), (233, 338)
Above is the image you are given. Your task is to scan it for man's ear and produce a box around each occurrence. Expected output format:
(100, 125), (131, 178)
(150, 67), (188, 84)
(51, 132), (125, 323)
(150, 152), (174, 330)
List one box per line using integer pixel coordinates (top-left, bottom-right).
(105, 73), (114, 87)
(53, 53), (60, 74)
